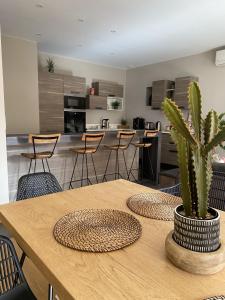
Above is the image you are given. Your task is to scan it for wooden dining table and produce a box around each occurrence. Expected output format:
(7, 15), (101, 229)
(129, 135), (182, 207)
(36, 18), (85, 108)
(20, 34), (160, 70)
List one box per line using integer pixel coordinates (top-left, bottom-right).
(0, 179), (225, 300)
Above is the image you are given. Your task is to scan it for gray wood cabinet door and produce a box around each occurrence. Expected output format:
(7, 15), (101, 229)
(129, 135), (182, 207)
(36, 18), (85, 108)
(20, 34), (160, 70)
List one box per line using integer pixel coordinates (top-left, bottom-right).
(174, 76), (198, 109)
(151, 80), (174, 109)
(88, 95), (107, 110)
(92, 80), (124, 97)
(63, 75), (86, 97)
(39, 72), (64, 133)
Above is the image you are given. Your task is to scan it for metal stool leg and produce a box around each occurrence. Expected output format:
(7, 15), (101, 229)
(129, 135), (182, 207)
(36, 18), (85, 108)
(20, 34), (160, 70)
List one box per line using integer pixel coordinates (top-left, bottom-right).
(81, 154), (84, 187)
(122, 150), (129, 179)
(85, 154), (92, 185)
(46, 158), (51, 173)
(91, 153), (98, 183)
(128, 147), (138, 182)
(48, 284), (54, 300)
(69, 153), (78, 189)
(102, 150), (112, 182)
(147, 147), (154, 180)
(41, 159), (46, 172)
(115, 150), (119, 180)
(34, 158), (37, 173)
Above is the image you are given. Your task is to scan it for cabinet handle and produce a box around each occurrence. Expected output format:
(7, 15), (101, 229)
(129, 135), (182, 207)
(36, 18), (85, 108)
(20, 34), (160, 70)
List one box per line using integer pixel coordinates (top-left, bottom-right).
(169, 150), (178, 153)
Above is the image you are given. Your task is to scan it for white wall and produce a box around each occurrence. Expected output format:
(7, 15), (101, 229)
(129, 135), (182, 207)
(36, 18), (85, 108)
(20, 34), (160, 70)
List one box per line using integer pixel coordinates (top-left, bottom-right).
(126, 50), (225, 129)
(2, 36), (39, 134)
(39, 52), (126, 125)
(0, 28), (9, 203)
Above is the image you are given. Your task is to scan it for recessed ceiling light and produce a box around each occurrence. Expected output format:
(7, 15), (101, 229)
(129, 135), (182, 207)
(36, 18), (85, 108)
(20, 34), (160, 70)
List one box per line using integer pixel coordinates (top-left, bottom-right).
(35, 33), (42, 37)
(78, 18), (85, 22)
(36, 3), (44, 8)
(110, 30), (117, 33)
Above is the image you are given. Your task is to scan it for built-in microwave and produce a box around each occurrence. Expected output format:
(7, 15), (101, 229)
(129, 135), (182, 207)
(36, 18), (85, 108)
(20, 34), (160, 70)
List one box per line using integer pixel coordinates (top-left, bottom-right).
(64, 95), (86, 110)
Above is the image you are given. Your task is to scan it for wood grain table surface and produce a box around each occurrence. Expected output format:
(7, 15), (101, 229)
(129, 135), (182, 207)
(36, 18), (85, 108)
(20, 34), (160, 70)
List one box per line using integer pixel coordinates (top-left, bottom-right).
(0, 179), (225, 300)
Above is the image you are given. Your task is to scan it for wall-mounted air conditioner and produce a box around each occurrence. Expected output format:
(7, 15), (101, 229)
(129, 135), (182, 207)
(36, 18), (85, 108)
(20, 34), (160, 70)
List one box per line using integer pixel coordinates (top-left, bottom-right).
(215, 49), (225, 66)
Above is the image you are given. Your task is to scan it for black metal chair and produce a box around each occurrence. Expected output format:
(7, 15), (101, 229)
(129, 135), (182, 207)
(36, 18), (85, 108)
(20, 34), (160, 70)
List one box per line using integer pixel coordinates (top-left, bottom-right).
(17, 172), (62, 201)
(160, 183), (181, 196)
(160, 171), (225, 211)
(16, 172), (62, 267)
(209, 171), (225, 211)
(0, 235), (36, 300)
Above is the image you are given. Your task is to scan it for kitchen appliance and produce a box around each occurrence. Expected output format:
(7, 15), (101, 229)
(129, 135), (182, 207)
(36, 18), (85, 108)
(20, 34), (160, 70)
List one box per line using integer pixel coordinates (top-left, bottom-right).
(156, 121), (162, 131)
(64, 111), (86, 133)
(101, 118), (109, 129)
(133, 117), (145, 130)
(64, 95), (86, 110)
(145, 122), (155, 130)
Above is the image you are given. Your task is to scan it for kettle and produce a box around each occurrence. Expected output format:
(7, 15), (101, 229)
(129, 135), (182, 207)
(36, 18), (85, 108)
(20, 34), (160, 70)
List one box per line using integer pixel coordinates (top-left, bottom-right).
(145, 122), (155, 130)
(101, 118), (109, 129)
(156, 121), (161, 131)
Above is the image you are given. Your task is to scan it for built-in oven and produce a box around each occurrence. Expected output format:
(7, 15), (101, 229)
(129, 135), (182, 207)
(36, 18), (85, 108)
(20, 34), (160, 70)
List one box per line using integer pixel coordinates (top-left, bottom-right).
(64, 95), (87, 110)
(64, 110), (86, 133)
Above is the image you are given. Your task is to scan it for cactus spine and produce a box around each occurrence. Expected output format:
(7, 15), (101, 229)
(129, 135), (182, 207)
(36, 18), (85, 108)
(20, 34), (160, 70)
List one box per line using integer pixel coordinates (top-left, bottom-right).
(162, 82), (225, 218)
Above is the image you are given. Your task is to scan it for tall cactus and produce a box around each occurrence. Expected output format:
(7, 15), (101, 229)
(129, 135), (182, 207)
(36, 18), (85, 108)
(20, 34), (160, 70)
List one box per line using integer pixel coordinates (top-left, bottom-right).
(162, 82), (225, 218)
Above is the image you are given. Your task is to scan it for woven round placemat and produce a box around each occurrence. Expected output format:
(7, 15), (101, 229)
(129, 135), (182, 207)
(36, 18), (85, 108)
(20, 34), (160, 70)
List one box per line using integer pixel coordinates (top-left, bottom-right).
(127, 192), (182, 221)
(53, 209), (142, 252)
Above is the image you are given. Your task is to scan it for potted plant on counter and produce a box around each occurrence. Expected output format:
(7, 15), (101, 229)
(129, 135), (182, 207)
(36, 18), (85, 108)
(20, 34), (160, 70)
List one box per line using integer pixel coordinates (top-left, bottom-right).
(46, 57), (55, 73)
(162, 82), (225, 275)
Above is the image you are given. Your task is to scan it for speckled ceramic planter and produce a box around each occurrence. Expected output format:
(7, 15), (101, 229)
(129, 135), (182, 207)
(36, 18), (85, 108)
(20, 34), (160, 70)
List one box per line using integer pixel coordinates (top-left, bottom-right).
(173, 205), (220, 253)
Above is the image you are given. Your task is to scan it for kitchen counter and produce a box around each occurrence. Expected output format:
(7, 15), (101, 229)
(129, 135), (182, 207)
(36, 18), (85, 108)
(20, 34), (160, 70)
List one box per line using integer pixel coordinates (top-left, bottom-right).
(7, 130), (147, 200)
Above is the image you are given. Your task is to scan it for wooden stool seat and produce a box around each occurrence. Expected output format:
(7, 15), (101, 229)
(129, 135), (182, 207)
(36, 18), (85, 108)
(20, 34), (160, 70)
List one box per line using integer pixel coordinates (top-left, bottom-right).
(21, 151), (52, 159)
(131, 142), (152, 148)
(70, 147), (97, 154)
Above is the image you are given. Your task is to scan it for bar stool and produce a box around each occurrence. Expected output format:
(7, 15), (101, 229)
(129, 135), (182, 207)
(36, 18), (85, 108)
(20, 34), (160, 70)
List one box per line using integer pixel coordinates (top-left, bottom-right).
(128, 130), (158, 182)
(102, 130), (136, 181)
(21, 133), (61, 174)
(69, 132), (105, 188)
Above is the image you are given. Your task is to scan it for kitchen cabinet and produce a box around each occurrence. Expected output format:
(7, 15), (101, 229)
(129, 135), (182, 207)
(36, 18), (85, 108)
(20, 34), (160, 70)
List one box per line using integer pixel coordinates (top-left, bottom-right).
(88, 95), (107, 110)
(39, 72), (64, 133)
(161, 132), (178, 166)
(174, 76), (198, 109)
(92, 80), (124, 97)
(151, 80), (174, 109)
(63, 75), (86, 97)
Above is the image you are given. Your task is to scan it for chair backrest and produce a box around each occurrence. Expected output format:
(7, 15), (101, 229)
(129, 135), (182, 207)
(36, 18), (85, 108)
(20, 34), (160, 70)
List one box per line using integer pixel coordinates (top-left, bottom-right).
(160, 183), (181, 197)
(17, 172), (62, 201)
(28, 133), (61, 158)
(144, 130), (158, 138)
(0, 235), (26, 296)
(209, 171), (225, 211)
(160, 171), (225, 211)
(81, 132), (105, 152)
(116, 130), (136, 149)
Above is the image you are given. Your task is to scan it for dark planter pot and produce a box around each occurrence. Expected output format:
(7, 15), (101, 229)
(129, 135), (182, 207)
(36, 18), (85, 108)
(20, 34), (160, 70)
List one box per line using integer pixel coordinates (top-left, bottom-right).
(173, 205), (220, 253)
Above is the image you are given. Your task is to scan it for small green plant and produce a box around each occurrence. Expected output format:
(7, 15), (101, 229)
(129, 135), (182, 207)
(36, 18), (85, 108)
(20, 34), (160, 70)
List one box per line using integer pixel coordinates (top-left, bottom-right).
(111, 100), (120, 109)
(162, 82), (225, 218)
(121, 118), (127, 126)
(46, 57), (55, 73)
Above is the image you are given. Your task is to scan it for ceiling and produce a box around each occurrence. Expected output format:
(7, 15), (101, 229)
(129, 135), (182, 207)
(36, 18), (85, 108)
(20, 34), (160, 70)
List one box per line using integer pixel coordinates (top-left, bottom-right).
(1, 0), (225, 69)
